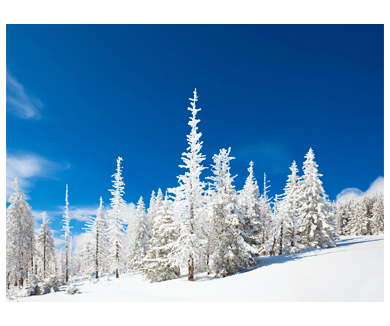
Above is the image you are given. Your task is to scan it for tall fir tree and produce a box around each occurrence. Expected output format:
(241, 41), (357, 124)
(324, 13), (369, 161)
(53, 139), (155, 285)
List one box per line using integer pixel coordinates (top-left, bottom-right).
(168, 89), (207, 281)
(207, 148), (256, 277)
(280, 161), (301, 253)
(6, 178), (36, 288)
(296, 148), (336, 248)
(128, 196), (151, 268)
(142, 193), (179, 282)
(238, 161), (261, 247)
(84, 197), (109, 278)
(38, 212), (55, 280)
(107, 156), (127, 278)
(61, 184), (72, 282)
(258, 173), (273, 246)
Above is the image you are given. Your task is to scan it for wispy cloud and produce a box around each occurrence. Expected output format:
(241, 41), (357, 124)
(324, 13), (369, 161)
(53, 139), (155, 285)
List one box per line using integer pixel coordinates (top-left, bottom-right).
(235, 141), (292, 176)
(54, 237), (66, 247)
(6, 151), (70, 199)
(336, 176), (384, 203)
(6, 71), (43, 119)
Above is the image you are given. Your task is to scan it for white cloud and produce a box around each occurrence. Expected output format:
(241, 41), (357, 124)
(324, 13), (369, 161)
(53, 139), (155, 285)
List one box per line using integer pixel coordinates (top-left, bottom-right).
(69, 205), (104, 222)
(6, 71), (42, 119)
(54, 237), (66, 247)
(73, 233), (92, 248)
(336, 176), (384, 203)
(6, 151), (70, 199)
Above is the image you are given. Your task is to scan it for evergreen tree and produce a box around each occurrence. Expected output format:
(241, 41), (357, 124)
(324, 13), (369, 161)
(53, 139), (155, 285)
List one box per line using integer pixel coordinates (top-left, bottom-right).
(207, 148), (256, 277)
(371, 192), (384, 234)
(280, 161), (301, 253)
(258, 173), (273, 246)
(168, 89), (207, 281)
(107, 156), (127, 278)
(147, 190), (156, 229)
(142, 193), (179, 282)
(61, 184), (72, 282)
(296, 148), (336, 248)
(238, 161), (261, 247)
(128, 196), (151, 268)
(347, 200), (369, 236)
(6, 178), (35, 288)
(38, 212), (55, 280)
(84, 197), (109, 278)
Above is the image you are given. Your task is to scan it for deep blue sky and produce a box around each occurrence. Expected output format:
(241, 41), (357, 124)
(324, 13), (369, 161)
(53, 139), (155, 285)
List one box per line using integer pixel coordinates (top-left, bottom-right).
(6, 25), (384, 246)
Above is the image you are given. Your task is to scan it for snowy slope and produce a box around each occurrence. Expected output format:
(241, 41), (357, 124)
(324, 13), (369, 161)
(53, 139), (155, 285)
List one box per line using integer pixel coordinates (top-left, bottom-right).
(16, 235), (384, 302)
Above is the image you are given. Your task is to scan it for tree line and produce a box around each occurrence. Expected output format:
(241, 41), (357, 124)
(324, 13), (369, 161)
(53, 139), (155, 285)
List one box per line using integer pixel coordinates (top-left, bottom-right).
(6, 89), (384, 296)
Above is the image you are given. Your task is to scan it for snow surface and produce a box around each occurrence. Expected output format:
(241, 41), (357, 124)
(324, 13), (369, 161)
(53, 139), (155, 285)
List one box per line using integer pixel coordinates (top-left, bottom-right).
(15, 235), (384, 302)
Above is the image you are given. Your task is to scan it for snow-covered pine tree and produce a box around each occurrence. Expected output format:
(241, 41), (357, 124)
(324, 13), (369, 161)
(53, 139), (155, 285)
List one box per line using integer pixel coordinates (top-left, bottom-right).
(84, 197), (109, 278)
(128, 196), (151, 268)
(339, 200), (354, 236)
(61, 184), (72, 282)
(38, 212), (55, 280)
(261, 194), (285, 256)
(155, 188), (163, 215)
(142, 193), (179, 282)
(6, 178), (36, 288)
(168, 89), (207, 281)
(147, 190), (156, 228)
(363, 196), (374, 235)
(347, 199), (369, 236)
(107, 156), (127, 278)
(207, 148), (256, 277)
(371, 192), (384, 234)
(296, 148), (336, 248)
(258, 173), (273, 247)
(280, 161), (301, 253)
(238, 161), (261, 247)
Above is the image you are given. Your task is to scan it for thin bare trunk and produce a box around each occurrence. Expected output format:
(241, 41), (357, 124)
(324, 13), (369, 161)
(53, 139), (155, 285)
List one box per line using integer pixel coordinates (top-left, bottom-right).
(115, 241), (119, 278)
(279, 219), (283, 256)
(96, 229), (99, 279)
(188, 256), (194, 281)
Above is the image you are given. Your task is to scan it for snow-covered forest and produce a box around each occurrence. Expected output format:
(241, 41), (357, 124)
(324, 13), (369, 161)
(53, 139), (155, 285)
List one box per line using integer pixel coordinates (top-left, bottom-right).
(6, 90), (384, 299)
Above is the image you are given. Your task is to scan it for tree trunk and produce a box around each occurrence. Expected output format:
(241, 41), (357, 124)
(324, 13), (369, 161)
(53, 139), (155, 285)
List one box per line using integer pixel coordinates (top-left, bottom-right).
(206, 254), (209, 275)
(270, 236), (276, 256)
(65, 238), (69, 282)
(96, 230), (99, 279)
(279, 220), (283, 256)
(43, 241), (46, 277)
(115, 241), (119, 278)
(188, 256), (194, 281)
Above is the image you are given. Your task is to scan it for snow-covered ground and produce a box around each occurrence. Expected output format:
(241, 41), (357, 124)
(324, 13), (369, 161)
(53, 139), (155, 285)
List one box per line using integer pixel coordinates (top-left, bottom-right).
(15, 235), (384, 302)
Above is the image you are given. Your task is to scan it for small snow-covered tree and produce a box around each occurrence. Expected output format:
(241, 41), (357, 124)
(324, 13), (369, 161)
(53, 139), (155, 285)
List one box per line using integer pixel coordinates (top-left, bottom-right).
(371, 192), (384, 234)
(280, 161), (301, 253)
(107, 156), (127, 278)
(147, 190), (156, 228)
(238, 161), (261, 247)
(84, 197), (109, 278)
(38, 212), (55, 280)
(347, 200), (369, 236)
(296, 148), (335, 248)
(128, 196), (151, 268)
(168, 89), (207, 281)
(207, 148), (256, 277)
(258, 173), (273, 246)
(261, 194), (286, 256)
(61, 184), (72, 282)
(6, 178), (36, 288)
(142, 193), (179, 282)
